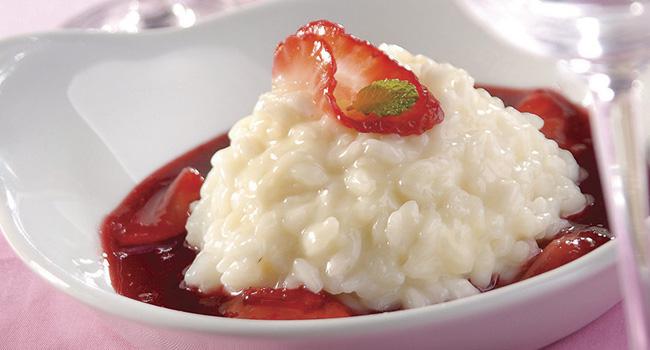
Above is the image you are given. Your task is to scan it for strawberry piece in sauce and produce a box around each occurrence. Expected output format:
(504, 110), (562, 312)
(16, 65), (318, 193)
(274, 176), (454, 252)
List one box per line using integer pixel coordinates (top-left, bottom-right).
(519, 227), (611, 280)
(109, 167), (204, 246)
(515, 89), (591, 155)
(220, 287), (353, 320)
(273, 20), (443, 136)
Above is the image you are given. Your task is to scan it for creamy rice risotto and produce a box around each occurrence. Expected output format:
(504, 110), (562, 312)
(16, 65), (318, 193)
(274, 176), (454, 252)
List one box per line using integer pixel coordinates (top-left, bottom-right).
(184, 44), (587, 311)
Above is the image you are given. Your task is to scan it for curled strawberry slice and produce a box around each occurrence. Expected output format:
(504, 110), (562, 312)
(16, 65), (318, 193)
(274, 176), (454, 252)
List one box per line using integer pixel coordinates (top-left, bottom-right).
(273, 20), (443, 136)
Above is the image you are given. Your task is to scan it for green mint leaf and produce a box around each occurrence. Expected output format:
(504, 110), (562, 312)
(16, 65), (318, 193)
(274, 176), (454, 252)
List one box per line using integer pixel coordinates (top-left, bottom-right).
(350, 79), (418, 117)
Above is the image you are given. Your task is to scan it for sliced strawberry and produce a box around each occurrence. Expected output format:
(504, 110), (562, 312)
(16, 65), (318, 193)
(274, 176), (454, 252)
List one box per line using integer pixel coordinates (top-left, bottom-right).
(515, 89), (591, 155)
(272, 33), (334, 99)
(517, 90), (568, 147)
(519, 226), (611, 280)
(273, 20), (443, 135)
(220, 287), (353, 320)
(113, 167), (204, 246)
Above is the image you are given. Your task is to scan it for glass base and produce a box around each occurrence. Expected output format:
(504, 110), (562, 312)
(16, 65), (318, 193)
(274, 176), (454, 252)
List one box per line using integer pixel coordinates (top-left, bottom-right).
(63, 0), (242, 32)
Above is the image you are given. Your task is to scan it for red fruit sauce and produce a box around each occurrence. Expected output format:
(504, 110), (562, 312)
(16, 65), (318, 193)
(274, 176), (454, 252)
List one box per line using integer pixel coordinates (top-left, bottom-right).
(100, 86), (612, 320)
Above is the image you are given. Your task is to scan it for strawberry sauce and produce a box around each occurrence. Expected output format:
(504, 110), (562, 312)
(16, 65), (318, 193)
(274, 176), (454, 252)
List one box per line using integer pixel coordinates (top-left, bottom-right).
(101, 136), (229, 316)
(100, 86), (612, 319)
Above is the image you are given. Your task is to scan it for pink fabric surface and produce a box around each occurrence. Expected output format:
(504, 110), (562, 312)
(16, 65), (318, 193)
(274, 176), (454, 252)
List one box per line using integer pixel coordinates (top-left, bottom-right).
(0, 0), (101, 38)
(0, 1), (627, 349)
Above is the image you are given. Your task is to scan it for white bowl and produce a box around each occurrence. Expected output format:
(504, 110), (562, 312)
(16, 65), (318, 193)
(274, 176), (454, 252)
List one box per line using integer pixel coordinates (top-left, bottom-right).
(0, 0), (622, 349)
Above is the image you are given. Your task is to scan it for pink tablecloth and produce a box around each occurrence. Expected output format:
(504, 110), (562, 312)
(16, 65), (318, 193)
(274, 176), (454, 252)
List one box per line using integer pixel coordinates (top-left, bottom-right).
(0, 1), (628, 349)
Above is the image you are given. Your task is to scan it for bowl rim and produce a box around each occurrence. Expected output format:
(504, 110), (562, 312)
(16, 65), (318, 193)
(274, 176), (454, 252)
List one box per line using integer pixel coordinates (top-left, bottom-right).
(0, 0), (619, 339)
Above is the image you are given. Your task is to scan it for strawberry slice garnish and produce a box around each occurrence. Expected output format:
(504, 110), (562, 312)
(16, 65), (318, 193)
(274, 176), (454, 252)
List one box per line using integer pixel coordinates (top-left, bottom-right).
(273, 20), (443, 135)
(272, 32), (334, 100)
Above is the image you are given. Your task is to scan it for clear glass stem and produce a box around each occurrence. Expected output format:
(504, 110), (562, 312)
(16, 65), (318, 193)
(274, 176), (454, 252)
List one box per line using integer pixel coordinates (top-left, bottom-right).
(587, 72), (650, 350)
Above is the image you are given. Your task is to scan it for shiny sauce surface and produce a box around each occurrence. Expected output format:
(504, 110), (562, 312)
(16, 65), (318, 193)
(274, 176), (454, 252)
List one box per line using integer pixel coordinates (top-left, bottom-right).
(100, 86), (612, 319)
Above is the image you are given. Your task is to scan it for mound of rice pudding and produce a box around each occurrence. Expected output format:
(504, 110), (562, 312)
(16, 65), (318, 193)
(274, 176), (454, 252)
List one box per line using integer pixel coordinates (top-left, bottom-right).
(183, 44), (587, 311)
